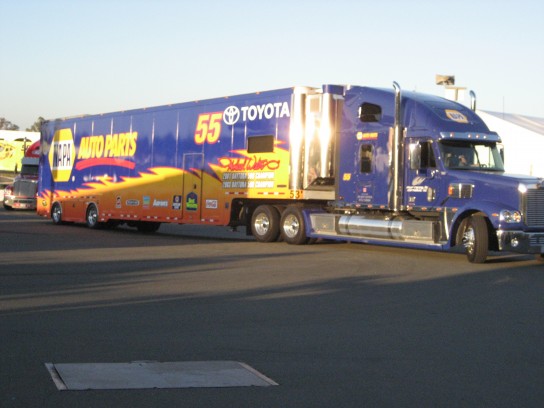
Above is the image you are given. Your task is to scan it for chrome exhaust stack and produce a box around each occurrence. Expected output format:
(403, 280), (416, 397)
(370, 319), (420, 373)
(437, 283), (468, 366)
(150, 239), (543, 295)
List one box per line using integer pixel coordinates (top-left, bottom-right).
(391, 81), (404, 212)
(470, 90), (477, 111)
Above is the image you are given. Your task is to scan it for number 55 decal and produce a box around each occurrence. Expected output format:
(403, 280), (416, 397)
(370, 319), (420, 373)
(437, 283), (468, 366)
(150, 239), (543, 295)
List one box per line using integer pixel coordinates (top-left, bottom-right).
(195, 112), (223, 144)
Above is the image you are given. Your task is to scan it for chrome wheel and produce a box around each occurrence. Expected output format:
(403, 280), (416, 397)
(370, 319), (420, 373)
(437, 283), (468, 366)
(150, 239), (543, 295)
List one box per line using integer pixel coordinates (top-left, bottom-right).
(251, 205), (280, 242)
(462, 215), (488, 263)
(463, 226), (475, 254)
(282, 213), (300, 239)
(280, 206), (307, 245)
(52, 203), (62, 225)
(86, 204), (99, 229)
(254, 212), (271, 236)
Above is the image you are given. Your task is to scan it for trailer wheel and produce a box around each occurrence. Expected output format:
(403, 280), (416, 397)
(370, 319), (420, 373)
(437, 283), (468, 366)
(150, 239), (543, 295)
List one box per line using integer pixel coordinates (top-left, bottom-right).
(463, 215), (488, 263)
(251, 205), (280, 242)
(51, 202), (63, 225)
(281, 206), (307, 245)
(86, 203), (101, 229)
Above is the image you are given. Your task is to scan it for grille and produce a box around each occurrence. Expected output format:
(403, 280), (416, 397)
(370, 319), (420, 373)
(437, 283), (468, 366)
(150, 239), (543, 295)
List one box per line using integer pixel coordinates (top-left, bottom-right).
(13, 180), (37, 197)
(525, 189), (544, 227)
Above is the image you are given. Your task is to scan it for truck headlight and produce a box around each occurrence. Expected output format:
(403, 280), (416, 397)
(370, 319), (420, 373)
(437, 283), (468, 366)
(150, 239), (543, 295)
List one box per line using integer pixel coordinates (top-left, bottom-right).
(500, 210), (522, 223)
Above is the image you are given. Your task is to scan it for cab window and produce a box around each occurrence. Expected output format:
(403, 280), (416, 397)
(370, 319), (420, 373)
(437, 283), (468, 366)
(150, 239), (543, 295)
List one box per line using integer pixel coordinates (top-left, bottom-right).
(421, 141), (436, 168)
(360, 144), (373, 173)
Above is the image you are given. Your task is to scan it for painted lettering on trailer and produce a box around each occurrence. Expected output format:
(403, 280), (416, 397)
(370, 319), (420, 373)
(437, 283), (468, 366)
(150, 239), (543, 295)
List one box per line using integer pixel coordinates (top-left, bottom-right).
(53, 141), (72, 169)
(194, 112), (223, 145)
(218, 156), (280, 171)
(78, 132), (138, 160)
(48, 128), (76, 182)
(223, 102), (290, 126)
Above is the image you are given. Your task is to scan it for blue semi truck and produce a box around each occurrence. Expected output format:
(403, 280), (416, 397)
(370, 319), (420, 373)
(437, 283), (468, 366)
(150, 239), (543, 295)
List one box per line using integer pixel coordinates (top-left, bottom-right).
(38, 82), (544, 263)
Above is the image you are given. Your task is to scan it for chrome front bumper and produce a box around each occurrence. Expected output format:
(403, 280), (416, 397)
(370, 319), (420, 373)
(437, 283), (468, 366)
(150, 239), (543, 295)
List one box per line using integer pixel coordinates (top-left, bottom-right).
(4, 195), (36, 210)
(497, 230), (544, 254)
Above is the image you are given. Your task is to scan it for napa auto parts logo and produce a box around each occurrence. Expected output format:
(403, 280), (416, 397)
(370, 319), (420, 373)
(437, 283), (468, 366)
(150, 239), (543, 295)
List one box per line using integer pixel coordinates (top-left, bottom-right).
(49, 129), (76, 182)
(48, 128), (138, 182)
(223, 102), (290, 125)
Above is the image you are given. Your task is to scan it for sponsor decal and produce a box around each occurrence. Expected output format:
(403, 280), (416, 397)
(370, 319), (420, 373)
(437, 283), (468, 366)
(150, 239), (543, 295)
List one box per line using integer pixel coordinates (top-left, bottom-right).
(153, 199), (168, 208)
(223, 106), (240, 125)
(356, 132), (378, 140)
(172, 195), (182, 210)
(407, 177), (429, 193)
(223, 102), (290, 126)
(126, 199), (140, 206)
(194, 103), (290, 144)
(205, 199), (218, 209)
(116, 196), (122, 209)
(186, 192), (198, 211)
(412, 176), (426, 185)
(143, 195), (151, 208)
(48, 128), (76, 182)
(406, 185), (429, 193)
(445, 109), (468, 123)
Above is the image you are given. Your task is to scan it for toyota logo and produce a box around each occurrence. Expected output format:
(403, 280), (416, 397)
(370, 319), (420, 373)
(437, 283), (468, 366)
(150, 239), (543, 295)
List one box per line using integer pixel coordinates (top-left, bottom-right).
(223, 106), (240, 125)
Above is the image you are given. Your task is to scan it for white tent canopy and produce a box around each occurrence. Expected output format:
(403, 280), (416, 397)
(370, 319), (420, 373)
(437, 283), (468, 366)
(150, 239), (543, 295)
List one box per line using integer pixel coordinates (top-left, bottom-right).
(478, 111), (544, 177)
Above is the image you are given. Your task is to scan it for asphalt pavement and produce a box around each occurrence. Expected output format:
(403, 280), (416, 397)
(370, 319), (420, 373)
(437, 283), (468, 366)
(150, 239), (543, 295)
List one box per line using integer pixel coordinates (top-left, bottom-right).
(1, 208), (543, 407)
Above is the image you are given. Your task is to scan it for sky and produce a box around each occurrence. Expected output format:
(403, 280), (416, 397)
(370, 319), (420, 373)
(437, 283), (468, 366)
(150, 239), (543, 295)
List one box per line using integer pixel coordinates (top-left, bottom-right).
(1, 0), (543, 130)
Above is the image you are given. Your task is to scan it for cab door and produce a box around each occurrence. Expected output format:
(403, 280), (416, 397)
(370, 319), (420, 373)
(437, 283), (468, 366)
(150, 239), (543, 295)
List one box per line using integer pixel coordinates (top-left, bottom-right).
(405, 140), (443, 209)
(352, 131), (391, 208)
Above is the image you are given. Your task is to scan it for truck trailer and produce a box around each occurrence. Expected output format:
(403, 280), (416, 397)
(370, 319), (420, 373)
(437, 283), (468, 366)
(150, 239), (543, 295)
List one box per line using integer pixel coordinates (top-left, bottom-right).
(37, 83), (544, 263)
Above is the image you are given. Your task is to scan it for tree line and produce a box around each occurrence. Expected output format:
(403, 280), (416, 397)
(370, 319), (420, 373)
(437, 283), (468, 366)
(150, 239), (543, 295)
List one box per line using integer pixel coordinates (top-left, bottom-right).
(0, 117), (45, 132)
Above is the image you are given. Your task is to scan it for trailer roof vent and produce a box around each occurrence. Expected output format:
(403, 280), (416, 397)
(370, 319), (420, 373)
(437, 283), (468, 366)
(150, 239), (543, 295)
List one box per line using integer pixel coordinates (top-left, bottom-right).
(359, 103), (382, 123)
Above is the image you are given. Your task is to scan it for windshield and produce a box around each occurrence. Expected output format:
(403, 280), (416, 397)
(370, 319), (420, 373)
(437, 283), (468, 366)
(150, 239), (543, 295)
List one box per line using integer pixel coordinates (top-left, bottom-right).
(21, 164), (39, 176)
(439, 140), (504, 171)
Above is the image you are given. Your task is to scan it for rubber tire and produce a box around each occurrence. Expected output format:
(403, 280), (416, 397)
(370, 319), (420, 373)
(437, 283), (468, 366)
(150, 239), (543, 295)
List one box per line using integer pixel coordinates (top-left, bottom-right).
(86, 203), (101, 229)
(3, 203), (13, 211)
(137, 221), (161, 233)
(280, 206), (307, 245)
(465, 215), (489, 263)
(251, 205), (280, 242)
(51, 202), (63, 225)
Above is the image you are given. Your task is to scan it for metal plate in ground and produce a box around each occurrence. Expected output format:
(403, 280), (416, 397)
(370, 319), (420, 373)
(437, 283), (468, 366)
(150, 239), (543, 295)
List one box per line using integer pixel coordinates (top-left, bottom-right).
(45, 361), (278, 390)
